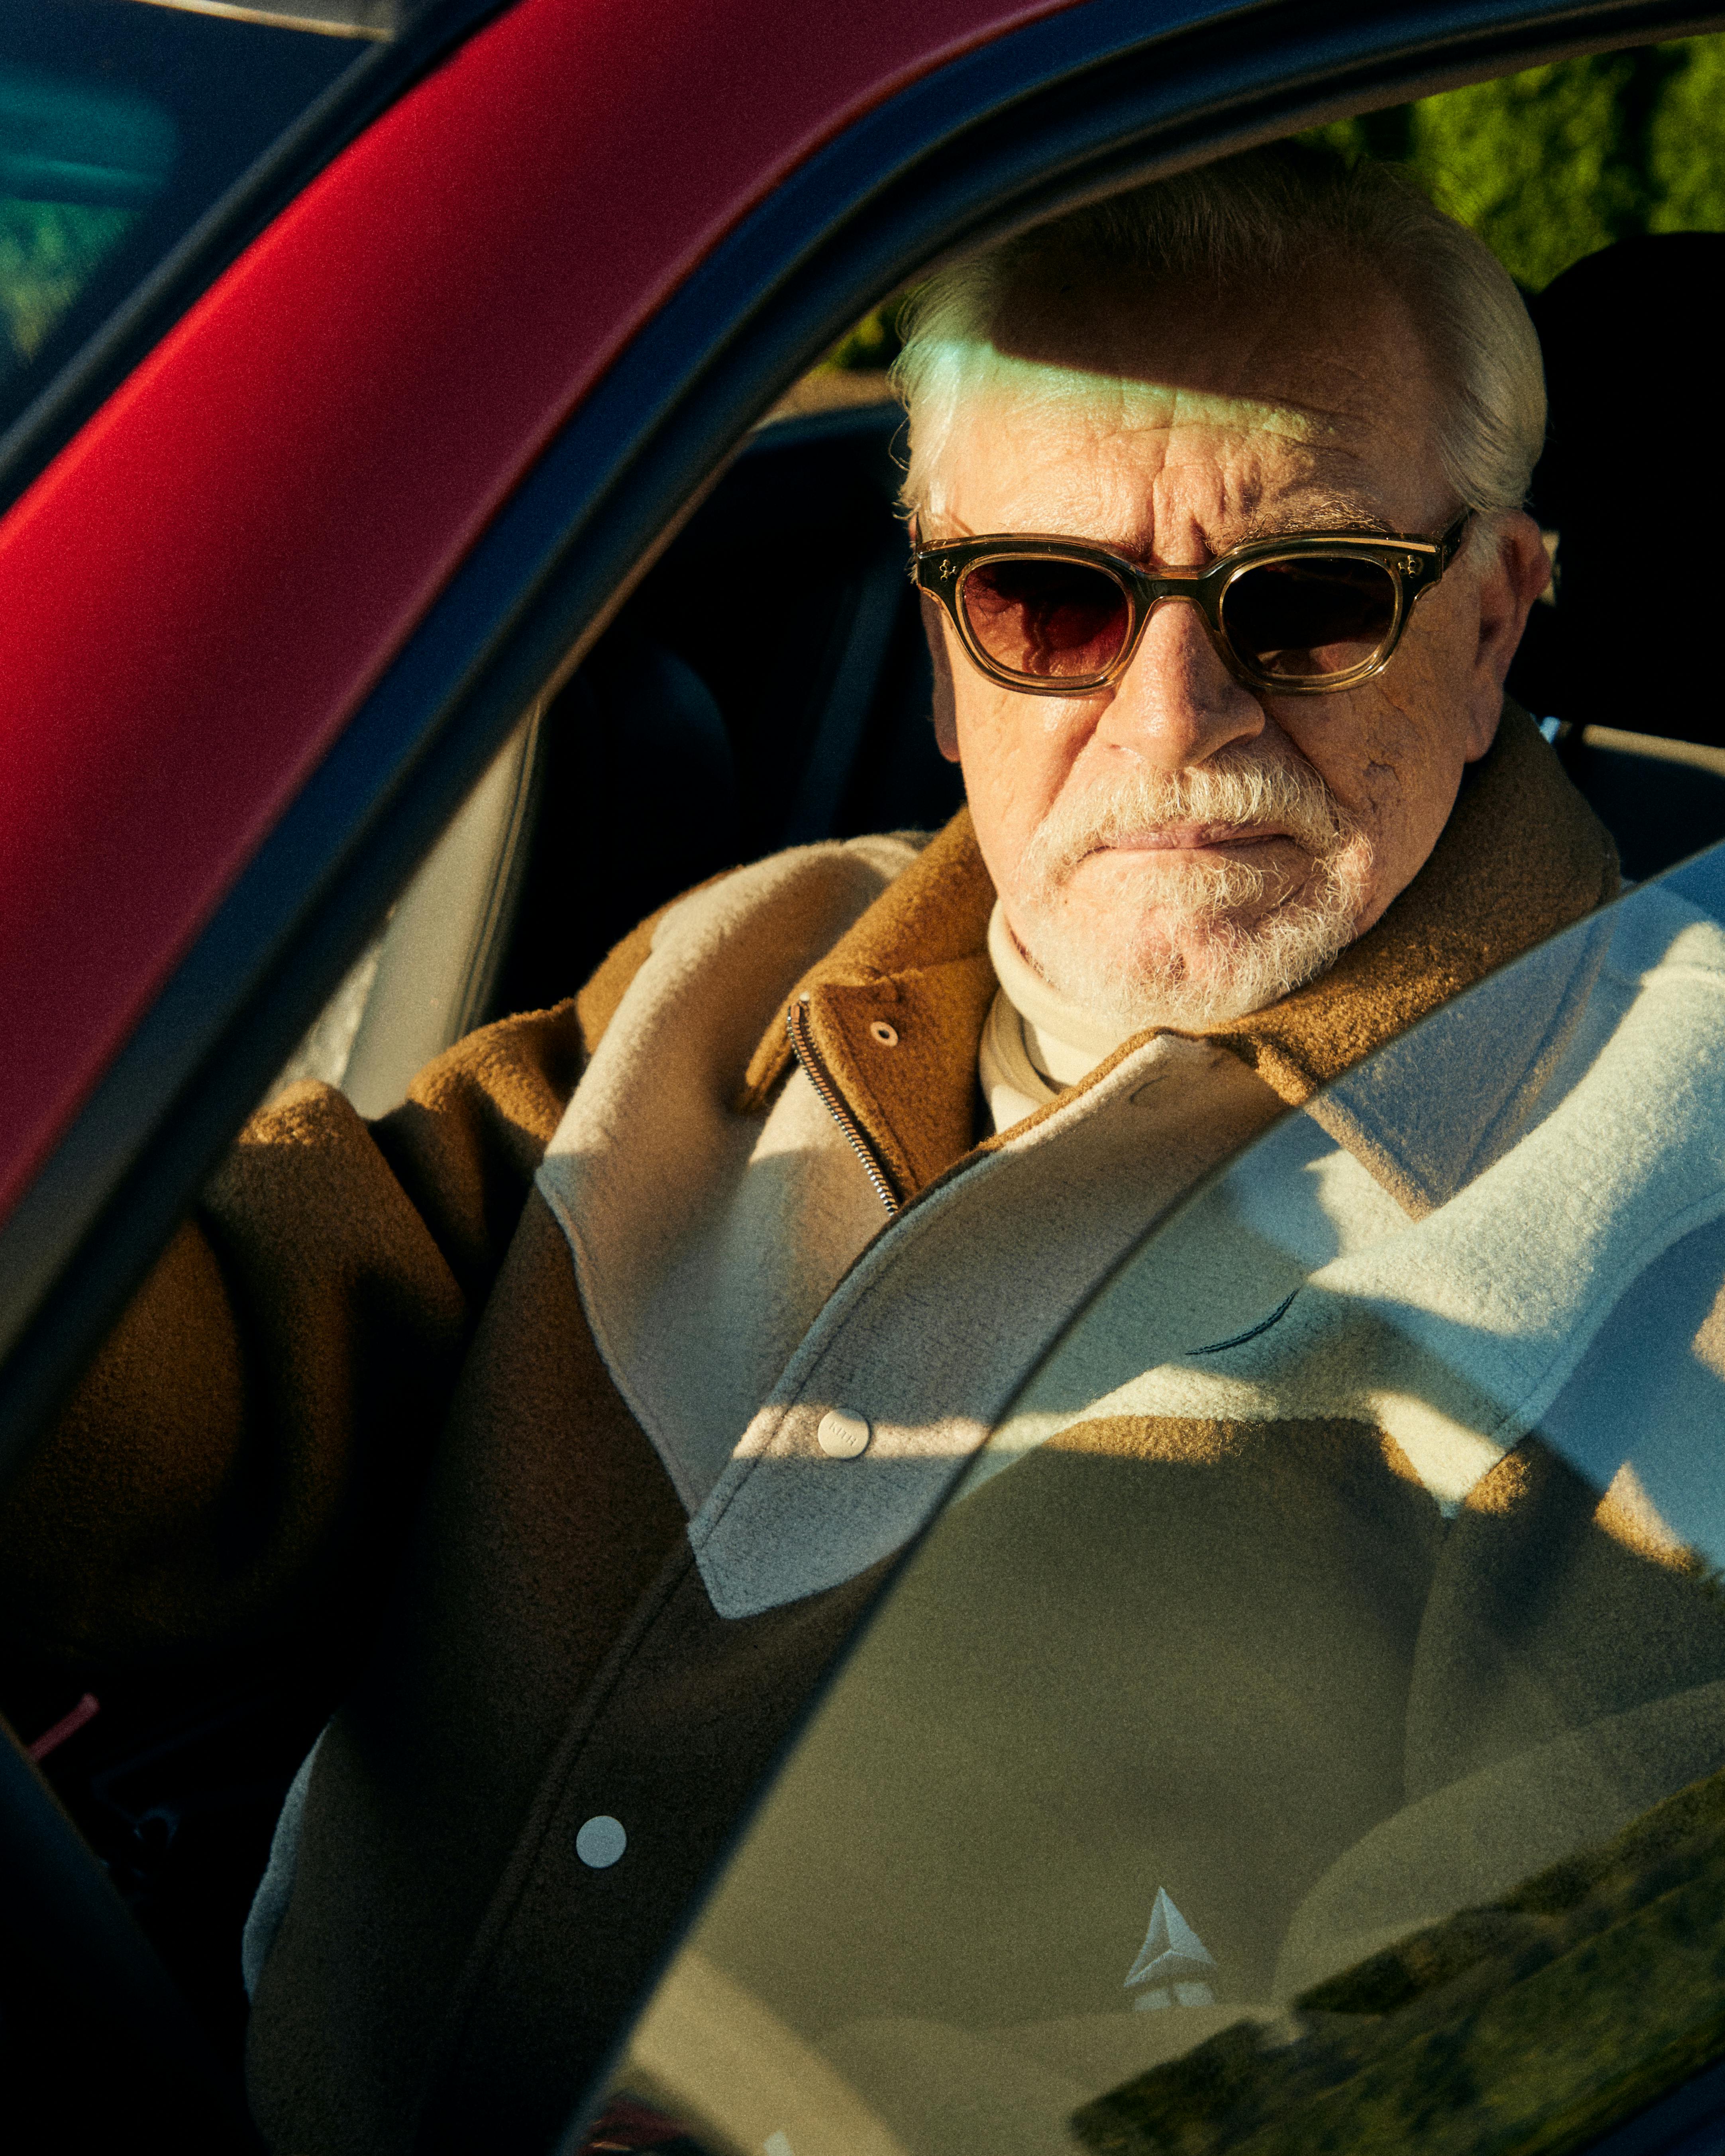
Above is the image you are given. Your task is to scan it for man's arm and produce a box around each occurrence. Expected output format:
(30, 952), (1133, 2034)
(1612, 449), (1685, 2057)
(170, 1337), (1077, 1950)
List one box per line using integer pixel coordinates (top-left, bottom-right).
(0, 865), (702, 1669)
(0, 997), (593, 1666)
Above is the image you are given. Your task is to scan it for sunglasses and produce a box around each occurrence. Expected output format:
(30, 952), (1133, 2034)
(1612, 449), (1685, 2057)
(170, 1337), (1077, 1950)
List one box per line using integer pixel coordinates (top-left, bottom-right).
(911, 508), (1474, 697)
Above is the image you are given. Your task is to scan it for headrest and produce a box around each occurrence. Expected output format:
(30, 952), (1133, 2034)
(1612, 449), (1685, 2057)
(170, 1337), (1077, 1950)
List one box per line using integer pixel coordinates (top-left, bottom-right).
(1521, 235), (1725, 745)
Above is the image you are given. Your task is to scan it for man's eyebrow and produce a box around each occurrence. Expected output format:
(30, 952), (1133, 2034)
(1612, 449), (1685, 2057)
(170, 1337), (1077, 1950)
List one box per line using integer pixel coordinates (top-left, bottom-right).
(1228, 497), (1395, 544)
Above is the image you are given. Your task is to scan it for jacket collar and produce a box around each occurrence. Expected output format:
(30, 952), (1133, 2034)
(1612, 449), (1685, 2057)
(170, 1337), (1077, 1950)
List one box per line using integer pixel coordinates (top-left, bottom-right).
(739, 704), (1620, 1210)
(1216, 703), (1622, 1211)
(737, 808), (998, 1199)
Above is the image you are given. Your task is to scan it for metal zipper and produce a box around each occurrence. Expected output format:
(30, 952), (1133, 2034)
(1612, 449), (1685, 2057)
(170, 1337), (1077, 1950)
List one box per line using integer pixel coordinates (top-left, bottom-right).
(787, 994), (901, 1216)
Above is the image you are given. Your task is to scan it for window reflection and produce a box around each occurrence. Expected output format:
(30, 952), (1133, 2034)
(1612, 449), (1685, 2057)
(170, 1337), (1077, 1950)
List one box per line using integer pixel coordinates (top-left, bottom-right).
(0, 63), (176, 379)
(598, 844), (1725, 2156)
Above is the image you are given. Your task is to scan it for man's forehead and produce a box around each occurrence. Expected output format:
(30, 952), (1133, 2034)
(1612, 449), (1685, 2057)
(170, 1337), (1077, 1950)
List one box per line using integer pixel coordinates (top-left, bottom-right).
(934, 359), (1411, 540)
(952, 355), (1330, 443)
(924, 258), (1441, 532)
(930, 299), (1442, 538)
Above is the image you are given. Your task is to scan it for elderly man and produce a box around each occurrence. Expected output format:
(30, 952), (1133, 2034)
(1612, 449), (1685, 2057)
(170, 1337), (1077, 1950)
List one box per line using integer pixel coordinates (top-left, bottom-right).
(7, 145), (1725, 2154)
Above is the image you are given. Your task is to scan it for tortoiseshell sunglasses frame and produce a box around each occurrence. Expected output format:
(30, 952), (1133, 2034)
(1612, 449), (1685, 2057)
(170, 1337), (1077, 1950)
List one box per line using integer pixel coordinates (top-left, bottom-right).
(910, 508), (1474, 696)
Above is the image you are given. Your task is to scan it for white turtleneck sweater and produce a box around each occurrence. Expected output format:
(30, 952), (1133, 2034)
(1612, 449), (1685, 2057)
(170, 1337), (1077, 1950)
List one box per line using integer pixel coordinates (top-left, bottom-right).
(978, 902), (1151, 1131)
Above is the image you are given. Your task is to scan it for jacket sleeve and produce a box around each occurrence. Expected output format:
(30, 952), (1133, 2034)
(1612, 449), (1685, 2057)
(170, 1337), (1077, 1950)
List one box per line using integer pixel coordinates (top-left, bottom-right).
(0, 999), (593, 1665)
(0, 859), (705, 1669)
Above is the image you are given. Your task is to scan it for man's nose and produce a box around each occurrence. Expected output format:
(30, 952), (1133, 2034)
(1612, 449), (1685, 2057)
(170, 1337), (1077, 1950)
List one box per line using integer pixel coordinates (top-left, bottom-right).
(1093, 596), (1264, 769)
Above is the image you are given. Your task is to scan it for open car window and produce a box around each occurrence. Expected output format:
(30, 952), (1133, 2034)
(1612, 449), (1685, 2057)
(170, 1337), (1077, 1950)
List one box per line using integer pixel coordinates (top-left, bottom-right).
(269, 396), (960, 1111)
(598, 834), (1725, 2156)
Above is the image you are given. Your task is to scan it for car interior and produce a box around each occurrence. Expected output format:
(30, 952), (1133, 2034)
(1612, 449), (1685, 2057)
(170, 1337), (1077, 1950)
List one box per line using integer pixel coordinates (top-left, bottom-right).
(5, 147), (1725, 2146)
(272, 218), (1725, 1121)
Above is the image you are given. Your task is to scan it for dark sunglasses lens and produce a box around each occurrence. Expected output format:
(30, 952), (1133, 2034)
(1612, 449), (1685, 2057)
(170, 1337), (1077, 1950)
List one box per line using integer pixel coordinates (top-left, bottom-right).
(959, 557), (1132, 683)
(1222, 556), (1398, 680)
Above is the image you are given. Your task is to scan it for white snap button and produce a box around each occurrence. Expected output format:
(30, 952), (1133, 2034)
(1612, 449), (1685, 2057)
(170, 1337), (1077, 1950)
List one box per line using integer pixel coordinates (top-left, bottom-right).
(816, 1407), (871, 1459)
(869, 1020), (899, 1048)
(575, 1814), (627, 1868)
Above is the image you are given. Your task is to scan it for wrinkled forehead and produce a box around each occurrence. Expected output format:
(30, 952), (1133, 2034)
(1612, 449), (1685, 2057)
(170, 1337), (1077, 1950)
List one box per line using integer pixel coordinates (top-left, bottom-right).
(960, 361), (1321, 443)
(922, 265), (1444, 539)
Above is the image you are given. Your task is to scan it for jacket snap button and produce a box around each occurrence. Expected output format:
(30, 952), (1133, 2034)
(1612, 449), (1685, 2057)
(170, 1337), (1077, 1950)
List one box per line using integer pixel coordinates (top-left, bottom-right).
(817, 1408), (871, 1459)
(869, 1021), (899, 1048)
(576, 1815), (627, 1868)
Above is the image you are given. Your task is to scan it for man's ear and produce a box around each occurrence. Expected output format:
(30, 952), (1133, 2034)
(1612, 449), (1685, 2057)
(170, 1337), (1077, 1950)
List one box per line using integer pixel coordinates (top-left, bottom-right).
(920, 593), (962, 762)
(1464, 510), (1550, 760)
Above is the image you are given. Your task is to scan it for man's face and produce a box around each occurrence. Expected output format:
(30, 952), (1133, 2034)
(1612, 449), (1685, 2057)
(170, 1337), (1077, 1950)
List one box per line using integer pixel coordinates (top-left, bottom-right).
(929, 263), (1550, 1026)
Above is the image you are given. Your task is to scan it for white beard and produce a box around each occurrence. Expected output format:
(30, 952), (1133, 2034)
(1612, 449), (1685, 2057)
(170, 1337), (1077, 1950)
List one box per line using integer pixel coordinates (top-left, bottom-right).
(1009, 752), (1374, 1031)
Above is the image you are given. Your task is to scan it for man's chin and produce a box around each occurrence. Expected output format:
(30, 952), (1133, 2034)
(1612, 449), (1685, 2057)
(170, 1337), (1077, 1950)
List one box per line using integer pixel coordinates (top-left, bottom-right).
(1015, 891), (1362, 1032)
(1103, 926), (1286, 1029)
(1056, 898), (1297, 982)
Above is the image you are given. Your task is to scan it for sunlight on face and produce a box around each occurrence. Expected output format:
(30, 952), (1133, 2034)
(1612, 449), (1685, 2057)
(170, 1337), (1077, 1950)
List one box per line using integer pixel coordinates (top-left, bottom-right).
(930, 263), (1536, 1029)
(913, 350), (1327, 529)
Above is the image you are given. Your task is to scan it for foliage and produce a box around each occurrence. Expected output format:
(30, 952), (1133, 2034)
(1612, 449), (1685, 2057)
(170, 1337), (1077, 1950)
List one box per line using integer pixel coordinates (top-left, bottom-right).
(1314, 37), (1725, 292)
(1072, 1757), (1725, 2156)
(822, 290), (915, 376)
(822, 33), (1725, 375)
(0, 198), (135, 367)
(1648, 36), (1725, 232)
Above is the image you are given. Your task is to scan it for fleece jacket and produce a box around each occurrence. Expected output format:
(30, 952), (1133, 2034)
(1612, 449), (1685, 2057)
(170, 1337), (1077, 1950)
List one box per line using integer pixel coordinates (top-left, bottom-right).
(9, 703), (1725, 2156)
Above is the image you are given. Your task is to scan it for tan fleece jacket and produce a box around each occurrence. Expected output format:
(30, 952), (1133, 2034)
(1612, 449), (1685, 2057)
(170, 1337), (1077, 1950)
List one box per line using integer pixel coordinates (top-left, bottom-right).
(14, 706), (1725, 2156)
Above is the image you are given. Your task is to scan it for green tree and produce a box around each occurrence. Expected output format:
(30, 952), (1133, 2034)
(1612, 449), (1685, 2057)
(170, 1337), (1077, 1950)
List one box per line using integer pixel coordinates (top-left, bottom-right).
(823, 32), (1725, 374)
(1649, 36), (1725, 230)
(0, 198), (135, 365)
(1312, 37), (1725, 291)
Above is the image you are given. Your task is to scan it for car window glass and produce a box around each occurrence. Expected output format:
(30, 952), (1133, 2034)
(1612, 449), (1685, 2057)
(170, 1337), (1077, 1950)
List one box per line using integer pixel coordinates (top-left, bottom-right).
(596, 836), (1725, 2156)
(0, 64), (175, 373)
(0, 0), (359, 451)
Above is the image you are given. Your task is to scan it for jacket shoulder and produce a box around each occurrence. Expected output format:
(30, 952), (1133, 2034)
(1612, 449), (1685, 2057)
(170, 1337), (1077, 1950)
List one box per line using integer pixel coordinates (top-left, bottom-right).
(573, 837), (938, 1059)
(574, 896), (691, 1058)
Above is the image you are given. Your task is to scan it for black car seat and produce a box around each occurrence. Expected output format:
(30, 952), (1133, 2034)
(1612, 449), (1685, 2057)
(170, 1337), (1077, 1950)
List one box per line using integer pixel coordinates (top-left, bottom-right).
(484, 628), (744, 1030)
(1507, 233), (1725, 880)
(483, 398), (958, 1022)
(273, 397), (956, 1103)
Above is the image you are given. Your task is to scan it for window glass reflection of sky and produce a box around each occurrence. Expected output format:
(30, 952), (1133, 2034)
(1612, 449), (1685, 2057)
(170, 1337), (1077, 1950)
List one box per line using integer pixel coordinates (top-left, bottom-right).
(0, 63), (176, 370)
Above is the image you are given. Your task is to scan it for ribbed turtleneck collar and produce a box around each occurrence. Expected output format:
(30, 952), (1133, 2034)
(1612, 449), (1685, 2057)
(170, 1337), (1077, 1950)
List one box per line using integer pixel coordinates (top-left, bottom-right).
(985, 902), (1147, 1088)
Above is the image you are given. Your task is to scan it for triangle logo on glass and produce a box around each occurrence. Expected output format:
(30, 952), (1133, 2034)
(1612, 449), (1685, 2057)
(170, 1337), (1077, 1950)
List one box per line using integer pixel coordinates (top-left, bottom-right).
(1125, 1888), (1217, 2011)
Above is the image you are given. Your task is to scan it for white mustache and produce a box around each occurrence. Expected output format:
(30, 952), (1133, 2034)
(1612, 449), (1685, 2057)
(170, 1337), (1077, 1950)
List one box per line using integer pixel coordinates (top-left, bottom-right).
(1009, 750), (1374, 1029)
(1020, 753), (1350, 893)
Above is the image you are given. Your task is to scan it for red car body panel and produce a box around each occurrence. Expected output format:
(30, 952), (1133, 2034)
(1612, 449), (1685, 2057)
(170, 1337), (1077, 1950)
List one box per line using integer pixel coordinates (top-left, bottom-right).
(0, 0), (1082, 1226)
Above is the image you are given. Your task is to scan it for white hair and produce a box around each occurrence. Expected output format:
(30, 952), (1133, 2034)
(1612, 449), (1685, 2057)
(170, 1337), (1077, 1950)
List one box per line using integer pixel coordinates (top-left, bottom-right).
(891, 144), (1545, 534)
